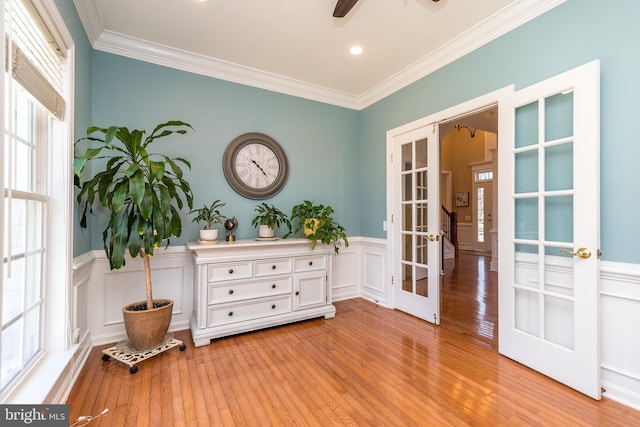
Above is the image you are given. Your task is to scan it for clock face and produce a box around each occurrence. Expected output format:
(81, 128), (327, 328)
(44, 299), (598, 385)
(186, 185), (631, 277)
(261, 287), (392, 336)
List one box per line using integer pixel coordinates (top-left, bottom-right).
(223, 133), (288, 199)
(234, 142), (281, 189)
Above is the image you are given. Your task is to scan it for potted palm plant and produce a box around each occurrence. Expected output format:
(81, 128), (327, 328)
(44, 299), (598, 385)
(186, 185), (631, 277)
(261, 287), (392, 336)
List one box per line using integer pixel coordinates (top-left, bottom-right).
(251, 202), (290, 238)
(286, 200), (349, 254)
(191, 200), (226, 241)
(74, 120), (194, 350)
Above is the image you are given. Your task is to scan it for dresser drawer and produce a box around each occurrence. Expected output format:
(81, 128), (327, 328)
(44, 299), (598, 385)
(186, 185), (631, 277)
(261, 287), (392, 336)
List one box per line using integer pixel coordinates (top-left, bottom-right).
(208, 277), (291, 304)
(294, 255), (326, 272)
(255, 258), (292, 277)
(208, 261), (252, 282)
(208, 295), (292, 326)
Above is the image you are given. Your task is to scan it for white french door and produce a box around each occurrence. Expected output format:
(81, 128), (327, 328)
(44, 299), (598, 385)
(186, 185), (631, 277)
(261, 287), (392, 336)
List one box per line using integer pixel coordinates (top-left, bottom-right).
(498, 61), (601, 399)
(390, 125), (440, 323)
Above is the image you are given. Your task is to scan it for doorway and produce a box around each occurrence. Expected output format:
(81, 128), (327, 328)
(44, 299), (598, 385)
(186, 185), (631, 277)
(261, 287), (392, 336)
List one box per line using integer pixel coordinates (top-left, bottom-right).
(438, 106), (498, 346)
(387, 61), (601, 398)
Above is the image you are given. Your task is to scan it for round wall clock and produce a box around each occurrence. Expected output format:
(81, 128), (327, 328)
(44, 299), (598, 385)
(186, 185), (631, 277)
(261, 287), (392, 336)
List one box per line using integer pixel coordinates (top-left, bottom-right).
(222, 132), (289, 200)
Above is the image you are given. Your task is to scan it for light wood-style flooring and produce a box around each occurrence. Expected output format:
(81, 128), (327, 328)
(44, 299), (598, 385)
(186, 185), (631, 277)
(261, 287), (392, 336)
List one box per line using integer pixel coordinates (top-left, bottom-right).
(67, 252), (640, 426)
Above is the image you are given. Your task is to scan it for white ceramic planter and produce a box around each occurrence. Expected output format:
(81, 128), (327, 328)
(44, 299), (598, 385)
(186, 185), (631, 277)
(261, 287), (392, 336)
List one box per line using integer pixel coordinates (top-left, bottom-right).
(258, 224), (275, 238)
(199, 229), (219, 241)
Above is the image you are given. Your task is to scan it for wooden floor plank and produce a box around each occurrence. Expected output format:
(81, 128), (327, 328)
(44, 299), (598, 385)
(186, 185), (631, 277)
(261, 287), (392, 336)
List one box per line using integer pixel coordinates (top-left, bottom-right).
(67, 252), (640, 426)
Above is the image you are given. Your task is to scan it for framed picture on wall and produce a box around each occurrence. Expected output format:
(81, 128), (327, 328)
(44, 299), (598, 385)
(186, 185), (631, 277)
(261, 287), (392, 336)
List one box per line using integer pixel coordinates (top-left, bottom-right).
(455, 192), (469, 207)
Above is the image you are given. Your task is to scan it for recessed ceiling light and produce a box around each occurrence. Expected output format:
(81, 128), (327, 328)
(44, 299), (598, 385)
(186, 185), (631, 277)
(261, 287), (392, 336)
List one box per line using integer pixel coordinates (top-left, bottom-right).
(350, 46), (364, 55)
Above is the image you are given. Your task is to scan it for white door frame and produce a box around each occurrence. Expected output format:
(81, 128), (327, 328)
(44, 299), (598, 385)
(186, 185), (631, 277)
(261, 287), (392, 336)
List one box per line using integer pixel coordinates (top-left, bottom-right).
(386, 86), (512, 308)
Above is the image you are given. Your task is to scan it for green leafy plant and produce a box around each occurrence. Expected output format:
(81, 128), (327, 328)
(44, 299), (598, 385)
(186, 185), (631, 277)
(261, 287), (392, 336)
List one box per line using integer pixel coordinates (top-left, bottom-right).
(191, 200), (226, 229)
(251, 203), (290, 230)
(286, 200), (349, 254)
(74, 120), (194, 311)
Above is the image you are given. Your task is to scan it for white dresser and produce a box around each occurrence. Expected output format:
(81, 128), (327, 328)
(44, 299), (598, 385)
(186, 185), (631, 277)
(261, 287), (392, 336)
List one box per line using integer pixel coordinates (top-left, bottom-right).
(186, 239), (336, 347)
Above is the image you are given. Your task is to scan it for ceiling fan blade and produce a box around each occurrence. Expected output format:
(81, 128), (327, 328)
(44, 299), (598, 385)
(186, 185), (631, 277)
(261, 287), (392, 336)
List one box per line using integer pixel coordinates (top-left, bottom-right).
(333, 0), (359, 18)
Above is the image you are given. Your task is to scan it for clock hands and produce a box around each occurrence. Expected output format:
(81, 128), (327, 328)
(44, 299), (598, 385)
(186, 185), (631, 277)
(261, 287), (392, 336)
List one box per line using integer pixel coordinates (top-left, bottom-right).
(251, 159), (268, 177)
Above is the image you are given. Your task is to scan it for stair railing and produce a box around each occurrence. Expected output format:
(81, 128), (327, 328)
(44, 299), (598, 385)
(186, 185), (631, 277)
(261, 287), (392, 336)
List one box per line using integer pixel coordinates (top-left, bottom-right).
(441, 205), (458, 257)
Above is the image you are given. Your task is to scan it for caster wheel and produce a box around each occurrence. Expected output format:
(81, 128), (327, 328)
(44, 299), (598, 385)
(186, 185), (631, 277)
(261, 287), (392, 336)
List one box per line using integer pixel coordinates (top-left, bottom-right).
(129, 365), (138, 374)
(102, 354), (110, 362)
(180, 344), (186, 351)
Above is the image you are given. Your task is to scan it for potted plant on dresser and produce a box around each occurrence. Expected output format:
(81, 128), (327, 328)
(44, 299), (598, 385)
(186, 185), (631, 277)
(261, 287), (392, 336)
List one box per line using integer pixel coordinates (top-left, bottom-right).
(251, 202), (290, 239)
(74, 120), (194, 350)
(286, 200), (349, 254)
(191, 199), (226, 242)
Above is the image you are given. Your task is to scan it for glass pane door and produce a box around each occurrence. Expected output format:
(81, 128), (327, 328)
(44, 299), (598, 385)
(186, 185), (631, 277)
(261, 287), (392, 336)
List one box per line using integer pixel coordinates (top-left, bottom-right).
(499, 61), (600, 399)
(401, 138), (428, 298)
(392, 125), (440, 324)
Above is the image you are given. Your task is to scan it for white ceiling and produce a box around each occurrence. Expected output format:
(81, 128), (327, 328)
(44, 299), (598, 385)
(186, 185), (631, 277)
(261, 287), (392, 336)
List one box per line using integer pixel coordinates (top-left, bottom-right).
(72, 0), (564, 110)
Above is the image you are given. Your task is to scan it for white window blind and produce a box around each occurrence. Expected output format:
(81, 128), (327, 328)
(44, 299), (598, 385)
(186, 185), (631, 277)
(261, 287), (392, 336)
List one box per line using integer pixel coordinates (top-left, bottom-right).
(4, 0), (65, 120)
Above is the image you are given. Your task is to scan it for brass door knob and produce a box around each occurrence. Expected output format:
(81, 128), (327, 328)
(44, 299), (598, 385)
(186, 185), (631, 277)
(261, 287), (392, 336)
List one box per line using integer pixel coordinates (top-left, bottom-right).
(560, 247), (591, 259)
(427, 234), (440, 242)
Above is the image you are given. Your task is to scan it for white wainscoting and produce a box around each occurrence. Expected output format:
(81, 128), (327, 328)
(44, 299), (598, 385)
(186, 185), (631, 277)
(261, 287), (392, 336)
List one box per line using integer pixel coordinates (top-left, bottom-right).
(358, 238), (389, 306)
(70, 239), (640, 411)
(600, 261), (640, 410)
(89, 246), (193, 345)
(457, 222), (473, 251)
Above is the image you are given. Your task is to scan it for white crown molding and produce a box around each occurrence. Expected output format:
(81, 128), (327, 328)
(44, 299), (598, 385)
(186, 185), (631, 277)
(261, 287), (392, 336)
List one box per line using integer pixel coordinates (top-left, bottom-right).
(73, 0), (566, 111)
(93, 30), (361, 110)
(358, 0), (567, 109)
(72, 0), (103, 45)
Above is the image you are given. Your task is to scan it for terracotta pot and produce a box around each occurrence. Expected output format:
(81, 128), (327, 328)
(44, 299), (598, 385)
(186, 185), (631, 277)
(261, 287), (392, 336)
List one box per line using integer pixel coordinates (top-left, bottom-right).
(122, 299), (173, 350)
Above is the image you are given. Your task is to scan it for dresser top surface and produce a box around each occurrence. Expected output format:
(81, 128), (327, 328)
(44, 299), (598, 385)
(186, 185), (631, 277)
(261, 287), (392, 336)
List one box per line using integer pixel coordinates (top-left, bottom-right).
(186, 238), (334, 259)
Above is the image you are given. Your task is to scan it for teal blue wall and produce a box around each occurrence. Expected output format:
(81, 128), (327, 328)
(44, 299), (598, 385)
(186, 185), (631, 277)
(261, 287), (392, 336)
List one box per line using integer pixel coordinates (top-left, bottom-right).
(53, 0), (93, 257)
(89, 53), (359, 247)
(66, 0), (640, 263)
(359, 0), (640, 263)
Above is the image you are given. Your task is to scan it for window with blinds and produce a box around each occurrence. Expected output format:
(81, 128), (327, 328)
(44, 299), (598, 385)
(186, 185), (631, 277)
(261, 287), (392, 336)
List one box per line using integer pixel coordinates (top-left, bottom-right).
(2, 0), (69, 395)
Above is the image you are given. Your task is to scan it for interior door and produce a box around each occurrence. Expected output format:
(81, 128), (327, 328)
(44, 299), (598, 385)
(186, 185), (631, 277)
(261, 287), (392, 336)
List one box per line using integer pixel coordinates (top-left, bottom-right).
(391, 125), (440, 323)
(498, 61), (600, 399)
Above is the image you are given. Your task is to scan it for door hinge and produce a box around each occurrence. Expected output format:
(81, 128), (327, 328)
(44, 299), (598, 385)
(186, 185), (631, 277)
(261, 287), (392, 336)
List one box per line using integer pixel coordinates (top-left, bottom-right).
(391, 153), (395, 162)
(391, 275), (395, 285)
(432, 123), (437, 133)
(391, 214), (395, 223)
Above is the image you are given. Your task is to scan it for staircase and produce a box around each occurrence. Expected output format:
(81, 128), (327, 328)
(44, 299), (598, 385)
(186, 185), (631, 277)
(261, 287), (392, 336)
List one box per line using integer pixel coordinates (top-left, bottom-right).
(441, 205), (458, 260)
(442, 236), (456, 259)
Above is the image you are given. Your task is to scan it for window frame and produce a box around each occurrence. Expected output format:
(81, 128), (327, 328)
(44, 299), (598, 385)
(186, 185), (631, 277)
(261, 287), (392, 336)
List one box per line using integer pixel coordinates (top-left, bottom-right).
(1, 0), (74, 402)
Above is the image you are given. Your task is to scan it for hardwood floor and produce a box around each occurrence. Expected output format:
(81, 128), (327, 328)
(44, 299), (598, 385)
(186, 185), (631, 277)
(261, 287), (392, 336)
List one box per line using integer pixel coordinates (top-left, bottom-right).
(67, 253), (640, 426)
(440, 251), (498, 349)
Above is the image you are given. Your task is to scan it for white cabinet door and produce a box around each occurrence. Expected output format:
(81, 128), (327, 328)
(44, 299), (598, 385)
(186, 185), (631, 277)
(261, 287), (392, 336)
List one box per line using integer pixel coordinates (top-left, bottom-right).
(294, 272), (327, 310)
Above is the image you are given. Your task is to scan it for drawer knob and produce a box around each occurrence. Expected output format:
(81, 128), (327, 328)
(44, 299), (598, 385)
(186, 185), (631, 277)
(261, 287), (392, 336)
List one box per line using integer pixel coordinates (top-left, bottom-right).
(228, 289), (234, 295)
(295, 291), (300, 296)
(228, 311), (233, 316)
(309, 261), (313, 266)
(272, 265), (276, 270)
(271, 304), (276, 309)
(272, 284), (276, 289)
(228, 268), (234, 274)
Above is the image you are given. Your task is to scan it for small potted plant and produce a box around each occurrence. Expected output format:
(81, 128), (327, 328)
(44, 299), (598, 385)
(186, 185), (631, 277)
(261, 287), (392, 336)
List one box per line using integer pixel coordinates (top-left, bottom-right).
(251, 203), (290, 238)
(191, 200), (226, 241)
(286, 200), (349, 254)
